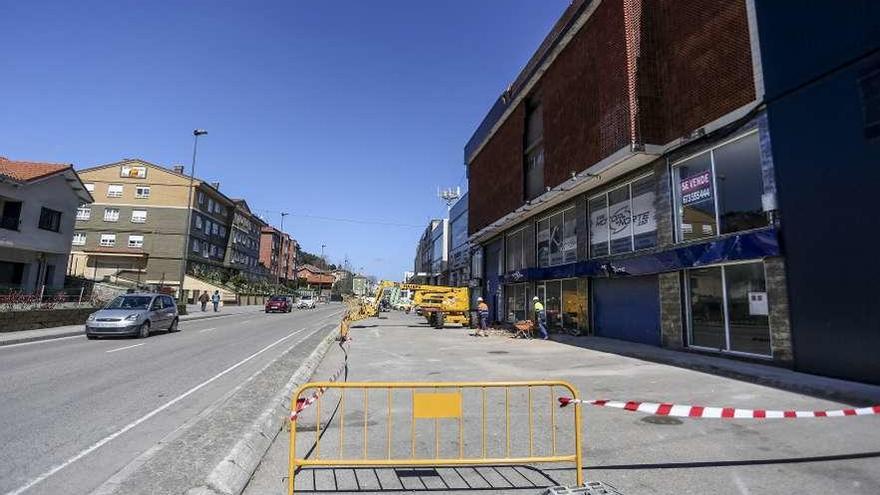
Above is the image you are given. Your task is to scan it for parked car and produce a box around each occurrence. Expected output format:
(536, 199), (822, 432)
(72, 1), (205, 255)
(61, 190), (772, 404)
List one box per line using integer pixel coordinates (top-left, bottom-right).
(298, 295), (316, 309)
(265, 295), (293, 313)
(86, 293), (179, 339)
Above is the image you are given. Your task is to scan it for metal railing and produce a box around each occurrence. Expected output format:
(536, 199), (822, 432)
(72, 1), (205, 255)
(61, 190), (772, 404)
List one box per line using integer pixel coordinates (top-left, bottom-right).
(289, 381), (583, 494)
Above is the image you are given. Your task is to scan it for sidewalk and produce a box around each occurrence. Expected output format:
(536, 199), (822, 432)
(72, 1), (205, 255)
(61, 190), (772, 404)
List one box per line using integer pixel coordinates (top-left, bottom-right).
(245, 311), (880, 495)
(0, 304), (264, 347)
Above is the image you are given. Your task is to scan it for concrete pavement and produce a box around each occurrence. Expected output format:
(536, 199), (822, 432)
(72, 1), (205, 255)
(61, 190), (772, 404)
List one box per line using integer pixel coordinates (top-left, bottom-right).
(245, 311), (880, 495)
(0, 304), (343, 495)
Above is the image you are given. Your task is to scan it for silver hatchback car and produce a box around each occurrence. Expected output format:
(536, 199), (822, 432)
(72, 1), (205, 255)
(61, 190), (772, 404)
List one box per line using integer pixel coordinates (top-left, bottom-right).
(86, 293), (180, 339)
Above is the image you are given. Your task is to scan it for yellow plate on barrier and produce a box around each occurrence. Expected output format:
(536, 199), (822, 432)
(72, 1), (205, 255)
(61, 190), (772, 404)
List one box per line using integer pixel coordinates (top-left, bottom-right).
(413, 392), (462, 419)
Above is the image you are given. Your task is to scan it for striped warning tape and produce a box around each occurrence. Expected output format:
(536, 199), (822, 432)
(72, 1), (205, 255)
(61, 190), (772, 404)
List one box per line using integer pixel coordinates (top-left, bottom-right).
(557, 397), (880, 419)
(290, 361), (347, 421)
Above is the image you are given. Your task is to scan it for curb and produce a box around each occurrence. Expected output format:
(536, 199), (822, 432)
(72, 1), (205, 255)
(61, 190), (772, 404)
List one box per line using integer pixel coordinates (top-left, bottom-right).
(187, 326), (341, 495)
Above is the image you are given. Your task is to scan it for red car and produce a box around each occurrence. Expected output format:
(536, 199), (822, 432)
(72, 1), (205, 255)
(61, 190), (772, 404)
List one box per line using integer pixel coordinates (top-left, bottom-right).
(265, 295), (292, 313)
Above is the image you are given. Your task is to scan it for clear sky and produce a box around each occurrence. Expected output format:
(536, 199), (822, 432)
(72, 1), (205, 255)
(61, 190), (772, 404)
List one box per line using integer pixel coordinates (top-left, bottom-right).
(1, 0), (569, 281)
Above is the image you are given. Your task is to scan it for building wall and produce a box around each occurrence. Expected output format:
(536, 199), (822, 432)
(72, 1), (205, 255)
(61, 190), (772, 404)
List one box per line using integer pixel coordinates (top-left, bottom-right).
(755, 0), (880, 382)
(467, 0), (759, 235)
(0, 174), (83, 289)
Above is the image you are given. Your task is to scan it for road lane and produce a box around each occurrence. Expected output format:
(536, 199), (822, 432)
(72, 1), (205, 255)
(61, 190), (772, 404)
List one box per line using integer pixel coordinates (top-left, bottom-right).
(0, 304), (344, 495)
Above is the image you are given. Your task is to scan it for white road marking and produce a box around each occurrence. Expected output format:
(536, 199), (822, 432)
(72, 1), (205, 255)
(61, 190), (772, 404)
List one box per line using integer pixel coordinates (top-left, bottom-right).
(0, 335), (82, 349)
(198, 327), (217, 333)
(105, 343), (145, 353)
(6, 327), (308, 495)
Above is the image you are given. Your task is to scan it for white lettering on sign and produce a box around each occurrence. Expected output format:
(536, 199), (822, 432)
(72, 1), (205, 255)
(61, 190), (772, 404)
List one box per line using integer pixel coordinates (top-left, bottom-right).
(680, 170), (712, 206)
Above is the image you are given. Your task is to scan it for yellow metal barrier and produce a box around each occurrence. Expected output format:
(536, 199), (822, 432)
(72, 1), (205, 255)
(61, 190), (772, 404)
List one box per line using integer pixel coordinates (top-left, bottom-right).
(288, 381), (583, 494)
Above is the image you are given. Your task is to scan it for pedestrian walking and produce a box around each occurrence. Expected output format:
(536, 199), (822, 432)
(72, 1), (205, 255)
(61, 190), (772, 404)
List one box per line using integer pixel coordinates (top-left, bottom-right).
(211, 290), (221, 312)
(198, 290), (209, 312)
(476, 297), (489, 337)
(533, 296), (548, 340)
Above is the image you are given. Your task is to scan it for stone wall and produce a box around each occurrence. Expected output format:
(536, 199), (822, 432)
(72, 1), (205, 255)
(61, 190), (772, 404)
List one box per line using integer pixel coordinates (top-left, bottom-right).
(659, 272), (684, 348)
(0, 308), (95, 332)
(765, 256), (794, 364)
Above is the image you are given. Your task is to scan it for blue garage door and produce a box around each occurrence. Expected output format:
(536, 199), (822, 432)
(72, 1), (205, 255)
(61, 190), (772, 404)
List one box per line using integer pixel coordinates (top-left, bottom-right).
(593, 275), (661, 346)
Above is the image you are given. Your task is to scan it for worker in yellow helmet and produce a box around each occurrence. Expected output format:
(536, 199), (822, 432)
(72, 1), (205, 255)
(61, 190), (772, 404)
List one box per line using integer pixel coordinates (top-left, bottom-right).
(533, 296), (548, 340)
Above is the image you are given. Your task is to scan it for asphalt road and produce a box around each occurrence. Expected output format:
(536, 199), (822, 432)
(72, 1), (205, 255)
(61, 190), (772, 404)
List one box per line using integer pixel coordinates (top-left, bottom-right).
(0, 303), (344, 495)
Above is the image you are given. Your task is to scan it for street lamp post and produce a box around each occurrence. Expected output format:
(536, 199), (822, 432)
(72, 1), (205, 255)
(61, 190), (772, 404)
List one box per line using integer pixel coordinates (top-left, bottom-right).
(321, 244), (326, 267)
(177, 129), (208, 301)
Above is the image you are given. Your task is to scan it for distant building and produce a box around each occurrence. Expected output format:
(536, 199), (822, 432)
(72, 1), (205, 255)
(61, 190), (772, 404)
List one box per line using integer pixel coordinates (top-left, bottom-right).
(412, 219), (441, 284)
(225, 199), (268, 280)
(352, 275), (367, 297)
(447, 193), (469, 288)
(296, 264), (334, 293)
(259, 226), (297, 283)
(0, 157), (93, 291)
(70, 159), (235, 291)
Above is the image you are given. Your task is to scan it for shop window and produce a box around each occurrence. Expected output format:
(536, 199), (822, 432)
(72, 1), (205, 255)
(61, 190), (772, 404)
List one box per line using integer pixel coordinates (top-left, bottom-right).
(534, 278), (586, 333)
(673, 132), (767, 242)
(506, 228), (526, 272)
(505, 283), (530, 322)
(687, 261), (771, 356)
(589, 174), (657, 257)
(537, 206), (576, 267)
(524, 97), (544, 201)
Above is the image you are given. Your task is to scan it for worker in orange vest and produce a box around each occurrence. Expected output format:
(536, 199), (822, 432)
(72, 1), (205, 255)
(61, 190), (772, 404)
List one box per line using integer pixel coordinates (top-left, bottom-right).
(476, 297), (489, 337)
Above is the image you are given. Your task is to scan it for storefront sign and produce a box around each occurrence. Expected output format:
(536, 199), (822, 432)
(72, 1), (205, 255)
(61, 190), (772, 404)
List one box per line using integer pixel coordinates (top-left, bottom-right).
(680, 171), (712, 205)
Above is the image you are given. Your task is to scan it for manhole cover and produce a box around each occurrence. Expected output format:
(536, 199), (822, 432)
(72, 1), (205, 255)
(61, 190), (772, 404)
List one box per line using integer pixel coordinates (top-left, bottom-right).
(640, 415), (683, 425)
(488, 351), (509, 354)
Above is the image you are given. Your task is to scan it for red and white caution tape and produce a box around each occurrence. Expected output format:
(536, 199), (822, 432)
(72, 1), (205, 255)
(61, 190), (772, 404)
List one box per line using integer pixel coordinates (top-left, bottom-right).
(557, 397), (880, 419)
(290, 360), (347, 422)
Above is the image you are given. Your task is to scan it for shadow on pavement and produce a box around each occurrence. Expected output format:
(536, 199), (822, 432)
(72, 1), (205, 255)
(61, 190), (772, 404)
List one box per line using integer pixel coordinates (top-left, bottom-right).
(292, 465), (564, 492)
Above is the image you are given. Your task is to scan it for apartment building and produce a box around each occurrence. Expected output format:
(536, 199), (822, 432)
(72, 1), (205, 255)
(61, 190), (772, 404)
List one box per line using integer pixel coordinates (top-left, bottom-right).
(225, 199), (267, 280)
(259, 225), (297, 283)
(70, 159), (234, 290)
(0, 157), (92, 291)
(466, 0), (793, 368)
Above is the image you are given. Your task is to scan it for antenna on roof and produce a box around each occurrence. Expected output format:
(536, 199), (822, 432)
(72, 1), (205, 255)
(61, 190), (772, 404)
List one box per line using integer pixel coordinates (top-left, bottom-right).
(438, 186), (461, 211)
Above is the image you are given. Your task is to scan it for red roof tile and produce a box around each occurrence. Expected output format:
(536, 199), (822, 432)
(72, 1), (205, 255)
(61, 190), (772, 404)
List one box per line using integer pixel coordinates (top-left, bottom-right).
(0, 157), (71, 182)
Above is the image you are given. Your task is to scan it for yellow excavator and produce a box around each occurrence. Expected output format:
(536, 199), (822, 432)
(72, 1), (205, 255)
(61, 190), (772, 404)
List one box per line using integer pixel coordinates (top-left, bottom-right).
(351, 281), (471, 329)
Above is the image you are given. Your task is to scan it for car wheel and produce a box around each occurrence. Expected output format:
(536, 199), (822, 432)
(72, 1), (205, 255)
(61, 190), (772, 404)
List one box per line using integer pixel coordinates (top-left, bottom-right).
(138, 321), (151, 339)
(168, 318), (180, 333)
(87, 335), (98, 340)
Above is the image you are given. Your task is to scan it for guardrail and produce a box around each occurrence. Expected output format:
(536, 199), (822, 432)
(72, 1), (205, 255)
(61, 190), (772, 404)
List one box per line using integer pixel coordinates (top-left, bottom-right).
(288, 381), (584, 494)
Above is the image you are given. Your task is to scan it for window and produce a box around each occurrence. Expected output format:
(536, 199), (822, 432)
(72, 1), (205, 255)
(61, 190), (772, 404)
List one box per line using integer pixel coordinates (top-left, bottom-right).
(99, 234), (116, 247)
(197, 191), (205, 204)
(524, 97), (544, 201)
(192, 238), (200, 253)
(673, 132), (767, 242)
(72, 232), (86, 246)
(204, 220), (212, 234)
(219, 225), (226, 237)
(687, 261), (771, 356)
(131, 209), (147, 223)
(505, 283), (530, 322)
(207, 198), (215, 212)
(589, 174), (657, 257)
(128, 234), (144, 248)
(0, 261), (25, 285)
(537, 206), (576, 267)
(1, 200), (23, 230)
(38, 207), (62, 232)
(212, 223), (219, 236)
(506, 228), (526, 272)
(103, 207), (120, 222)
(76, 204), (91, 221)
(195, 215), (203, 229)
(135, 185), (151, 199)
(107, 184), (123, 197)
(84, 183), (95, 192)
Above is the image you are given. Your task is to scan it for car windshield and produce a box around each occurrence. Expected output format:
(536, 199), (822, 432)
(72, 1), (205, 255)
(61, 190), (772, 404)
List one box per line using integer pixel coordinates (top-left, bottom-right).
(269, 296), (286, 301)
(105, 295), (152, 310)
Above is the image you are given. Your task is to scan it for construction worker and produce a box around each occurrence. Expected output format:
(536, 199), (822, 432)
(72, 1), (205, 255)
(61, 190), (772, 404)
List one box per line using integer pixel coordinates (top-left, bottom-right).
(533, 296), (548, 340)
(476, 297), (489, 337)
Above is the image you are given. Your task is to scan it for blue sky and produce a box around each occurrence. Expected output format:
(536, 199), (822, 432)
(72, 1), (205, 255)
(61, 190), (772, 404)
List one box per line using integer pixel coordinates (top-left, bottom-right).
(1, 0), (569, 280)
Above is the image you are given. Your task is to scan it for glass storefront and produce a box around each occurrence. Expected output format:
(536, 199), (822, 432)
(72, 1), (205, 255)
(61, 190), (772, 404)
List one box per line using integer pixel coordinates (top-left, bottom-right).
(687, 261), (771, 356)
(505, 283), (530, 322)
(535, 278), (588, 333)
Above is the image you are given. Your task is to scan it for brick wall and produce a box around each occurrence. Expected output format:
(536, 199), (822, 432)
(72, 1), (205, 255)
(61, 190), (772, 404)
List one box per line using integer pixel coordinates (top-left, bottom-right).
(467, 0), (757, 235)
(543, 0), (631, 188)
(638, 0), (756, 143)
(468, 104), (525, 235)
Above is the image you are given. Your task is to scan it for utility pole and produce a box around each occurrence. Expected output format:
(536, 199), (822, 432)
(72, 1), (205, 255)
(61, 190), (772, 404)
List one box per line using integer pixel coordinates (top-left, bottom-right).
(177, 129), (207, 301)
(321, 244), (326, 268)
